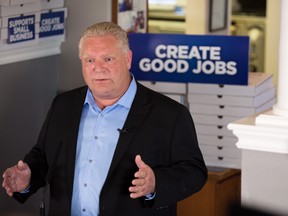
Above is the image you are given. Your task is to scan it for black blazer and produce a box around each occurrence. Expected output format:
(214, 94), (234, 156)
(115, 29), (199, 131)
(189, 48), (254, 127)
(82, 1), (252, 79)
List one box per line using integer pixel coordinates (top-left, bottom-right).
(14, 82), (207, 216)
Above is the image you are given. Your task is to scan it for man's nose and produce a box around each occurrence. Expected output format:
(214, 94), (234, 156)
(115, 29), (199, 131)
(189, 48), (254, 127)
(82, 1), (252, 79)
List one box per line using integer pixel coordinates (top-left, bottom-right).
(92, 60), (104, 72)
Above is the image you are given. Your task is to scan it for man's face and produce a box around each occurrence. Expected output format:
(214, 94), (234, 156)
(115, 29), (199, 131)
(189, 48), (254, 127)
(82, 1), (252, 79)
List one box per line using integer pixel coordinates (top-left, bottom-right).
(80, 35), (132, 102)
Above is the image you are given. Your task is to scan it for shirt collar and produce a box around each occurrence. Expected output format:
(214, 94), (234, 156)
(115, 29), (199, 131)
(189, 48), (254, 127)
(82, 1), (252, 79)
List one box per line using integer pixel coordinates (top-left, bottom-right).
(84, 74), (137, 109)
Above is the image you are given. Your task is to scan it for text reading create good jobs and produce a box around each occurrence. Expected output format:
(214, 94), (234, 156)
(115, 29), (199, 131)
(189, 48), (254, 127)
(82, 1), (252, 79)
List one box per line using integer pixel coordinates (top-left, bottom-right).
(139, 45), (237, 75)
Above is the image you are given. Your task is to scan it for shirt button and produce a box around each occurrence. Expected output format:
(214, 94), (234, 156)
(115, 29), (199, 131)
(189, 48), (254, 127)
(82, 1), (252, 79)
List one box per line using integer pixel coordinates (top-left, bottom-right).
(94, 136), (98, 139)
(82, 208), (86, 212)
(84, 183), (87, 187)
(89, 159), (93, 163)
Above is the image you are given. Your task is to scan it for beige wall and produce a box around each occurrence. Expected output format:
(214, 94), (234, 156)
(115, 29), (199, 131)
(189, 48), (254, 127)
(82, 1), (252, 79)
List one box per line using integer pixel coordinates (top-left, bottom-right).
(185, 0), (231, 35)
(186, 0), (281, 90)
(265, 0), (280, 87)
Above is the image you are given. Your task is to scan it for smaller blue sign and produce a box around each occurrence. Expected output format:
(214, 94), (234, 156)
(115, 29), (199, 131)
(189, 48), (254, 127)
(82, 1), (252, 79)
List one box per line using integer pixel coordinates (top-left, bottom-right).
(129, 33), (250, 85)
(40, 11), (65, 38)
(8, 15), (35, 44)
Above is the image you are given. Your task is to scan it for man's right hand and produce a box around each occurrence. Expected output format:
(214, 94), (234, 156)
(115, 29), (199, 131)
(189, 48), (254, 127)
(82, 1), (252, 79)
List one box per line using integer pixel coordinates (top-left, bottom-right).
(2, 160), (31, 197)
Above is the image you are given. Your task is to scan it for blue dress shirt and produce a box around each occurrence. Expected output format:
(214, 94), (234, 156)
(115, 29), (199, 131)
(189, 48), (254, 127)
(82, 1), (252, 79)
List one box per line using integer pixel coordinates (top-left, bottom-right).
(71, 76), (137, 216)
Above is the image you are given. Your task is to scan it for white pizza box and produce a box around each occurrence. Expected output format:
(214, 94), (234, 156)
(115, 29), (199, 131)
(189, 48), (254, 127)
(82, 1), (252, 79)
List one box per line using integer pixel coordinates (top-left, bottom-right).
(189, 97), (275, 117)
(38, 33), (65, 45)
(0, 27), (5, 40)
(0, 0), (9, 6)
(1, 24), (39, 40)
(139, 81), (187, 94)
(1, 19), (40, 40)
(1, 7), (67, 40)
(1, 11), (41, 28)
(37, 33), (64, 45)
(197, 134), (238, 148)
(164, 93), (186, 104)
(10, 0), (39, 6)
(192, 113), (241, 126)
(195, 124), (235, 137)
(0, 35), (62, 65)
(0, 33), (38, 50)
(1, 7), (67, 29)
(41, 7), (68, 18)
(0, 2), (41, 16)
(199, 144), (241, 159)
(41, 0), (64, 10)
(188, 86), (275, 108)
(188, 72), (273, 96)
(202, 154), (241, 169)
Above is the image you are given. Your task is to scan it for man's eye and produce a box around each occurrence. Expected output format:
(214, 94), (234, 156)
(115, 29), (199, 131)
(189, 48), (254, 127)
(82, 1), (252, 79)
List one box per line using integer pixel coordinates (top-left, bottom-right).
(86, 58), (94, 63)
(105, 57), (114, 62)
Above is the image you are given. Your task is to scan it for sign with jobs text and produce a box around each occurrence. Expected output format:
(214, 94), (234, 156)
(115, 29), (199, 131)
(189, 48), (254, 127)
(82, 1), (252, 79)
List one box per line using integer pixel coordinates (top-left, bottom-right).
(8, 15), (35, 44)
(129, 33), (249, 85)
(40, 11), (65, 38)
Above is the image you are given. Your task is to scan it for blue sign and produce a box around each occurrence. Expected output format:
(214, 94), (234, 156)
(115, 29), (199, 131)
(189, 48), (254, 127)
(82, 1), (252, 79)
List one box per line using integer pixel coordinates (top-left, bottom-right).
(40, 11), (65, 38)
(129, 33), (250, 85)
(8, 15), (35, 44)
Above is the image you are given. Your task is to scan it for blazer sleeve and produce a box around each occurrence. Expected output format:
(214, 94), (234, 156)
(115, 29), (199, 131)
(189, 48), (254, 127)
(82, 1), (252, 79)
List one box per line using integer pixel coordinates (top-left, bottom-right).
(13, 96), (57, 203)
(151, 105), (207, 208)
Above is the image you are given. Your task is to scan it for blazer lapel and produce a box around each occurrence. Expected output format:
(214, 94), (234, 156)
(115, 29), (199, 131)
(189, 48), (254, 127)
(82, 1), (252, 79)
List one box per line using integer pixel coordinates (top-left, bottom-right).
(65, 87), (87, 200)
(105, 83), (151, 181)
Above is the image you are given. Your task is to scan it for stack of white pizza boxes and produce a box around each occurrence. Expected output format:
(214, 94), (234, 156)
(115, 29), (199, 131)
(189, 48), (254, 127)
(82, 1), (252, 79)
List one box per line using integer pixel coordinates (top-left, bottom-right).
(0, 0), (67, 50)
(139, 81), (188, 105)
(188, 72), (276, 169)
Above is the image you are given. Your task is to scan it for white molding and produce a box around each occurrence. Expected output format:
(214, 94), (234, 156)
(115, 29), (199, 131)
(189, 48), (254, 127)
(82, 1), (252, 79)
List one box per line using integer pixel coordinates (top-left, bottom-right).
(228, 110), (288, 154)
(272, 104), (288, 118)
(256, 109), (288, 126)
(0, 45), (61, 65)
(0, 38), (63, 65)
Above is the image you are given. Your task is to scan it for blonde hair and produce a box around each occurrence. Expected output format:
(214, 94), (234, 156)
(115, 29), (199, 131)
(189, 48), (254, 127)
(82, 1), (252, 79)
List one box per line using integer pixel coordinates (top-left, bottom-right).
(79, 22), (130, 55)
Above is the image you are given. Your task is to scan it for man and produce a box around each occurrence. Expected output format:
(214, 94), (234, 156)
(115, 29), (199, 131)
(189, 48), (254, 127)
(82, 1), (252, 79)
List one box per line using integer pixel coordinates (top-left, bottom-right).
(2, 22), (207, 216)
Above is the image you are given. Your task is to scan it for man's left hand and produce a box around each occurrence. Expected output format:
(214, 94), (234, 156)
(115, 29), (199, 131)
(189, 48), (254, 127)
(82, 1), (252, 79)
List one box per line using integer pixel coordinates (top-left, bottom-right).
(129, 155), (155, 199)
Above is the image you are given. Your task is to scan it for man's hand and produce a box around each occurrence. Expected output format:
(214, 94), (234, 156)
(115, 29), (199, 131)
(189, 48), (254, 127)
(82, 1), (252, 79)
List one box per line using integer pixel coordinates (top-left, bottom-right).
(129, 155), (155, 199)
(2, 160), (31, 197)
